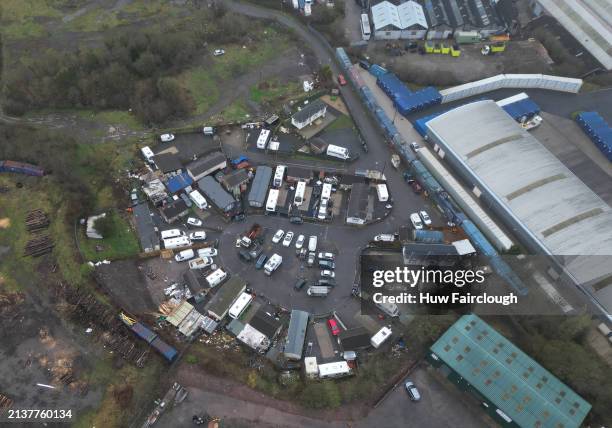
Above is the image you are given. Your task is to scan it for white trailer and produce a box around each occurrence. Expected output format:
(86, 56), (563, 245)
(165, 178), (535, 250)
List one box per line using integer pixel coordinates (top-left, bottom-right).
(307, 286), (329, 297)
(266, 188), (279, 213)
(293, 181), (306, 206)
(141, 146), (155, 164)
(264, 254), (282, 276)
(326, 144), (350, 160)
(256, 129), (271, 149)
(163, 236), (191, 250)
(273, 165), (286, 188)
(228, 292), (254, 319)
(370, 326), (392, 349)
(360, 14), (371, 41)
(206, 268), (227, 287)
(376, 184), (389, 202)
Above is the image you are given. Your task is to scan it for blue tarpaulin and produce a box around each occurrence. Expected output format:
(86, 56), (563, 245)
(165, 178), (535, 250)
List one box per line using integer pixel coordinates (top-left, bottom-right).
(167, 172), (193, 193)
(576, 112), (612, 161)
(502, 98), (540, 121)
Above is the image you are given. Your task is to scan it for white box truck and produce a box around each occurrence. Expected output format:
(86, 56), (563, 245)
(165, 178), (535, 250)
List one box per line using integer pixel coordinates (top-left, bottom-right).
(264, 254), (282, 276)
(370, 326), (392, 349)
(376, 184), (389, 202)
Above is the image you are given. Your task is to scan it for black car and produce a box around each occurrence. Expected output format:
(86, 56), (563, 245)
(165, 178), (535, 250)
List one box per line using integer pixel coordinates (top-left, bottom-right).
(319, 260), (336, 270)
(255, 254), (267, 269)
(359, 60), (370, 70)
(289, 216), (304, 225)
(294, 278), (307, 290)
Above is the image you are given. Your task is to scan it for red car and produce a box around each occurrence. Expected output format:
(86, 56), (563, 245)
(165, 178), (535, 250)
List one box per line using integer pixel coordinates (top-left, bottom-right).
(327, 318), (341, 336)
(337, 74), (347, 86)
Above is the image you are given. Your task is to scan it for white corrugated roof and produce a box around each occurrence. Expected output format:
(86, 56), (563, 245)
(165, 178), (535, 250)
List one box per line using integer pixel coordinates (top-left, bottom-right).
(426, 100), (612, 311)
(371, 1), (427, 31)
(536, 0), (612, 70)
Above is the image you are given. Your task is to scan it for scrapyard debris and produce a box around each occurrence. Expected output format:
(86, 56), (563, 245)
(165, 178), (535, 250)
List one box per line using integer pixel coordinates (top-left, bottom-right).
(0, 393), (14, 409)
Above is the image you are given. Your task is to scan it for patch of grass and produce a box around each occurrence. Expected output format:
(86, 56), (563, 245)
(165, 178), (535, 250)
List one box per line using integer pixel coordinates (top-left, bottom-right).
(78, 213), (140, 262)
(212, 99), (251, 124)
(1, 0), (62, 22)
(2, 21), (48, 39)
(76, 110), (145, 131)
(63, 7), (122, 32)
(180, 28), (292, 116)
(250, 81), (302, 104)
(326, 113), (353, 131)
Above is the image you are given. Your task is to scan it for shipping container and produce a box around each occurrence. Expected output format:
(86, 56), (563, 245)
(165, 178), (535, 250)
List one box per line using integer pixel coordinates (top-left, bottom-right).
(130, 322), (157, 343)
(150, 337), (178, 362)
(575, 112), (612, 161)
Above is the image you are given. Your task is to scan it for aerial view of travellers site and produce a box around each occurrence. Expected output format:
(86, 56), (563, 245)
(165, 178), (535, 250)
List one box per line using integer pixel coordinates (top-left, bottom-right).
(2, 1), (612, 427)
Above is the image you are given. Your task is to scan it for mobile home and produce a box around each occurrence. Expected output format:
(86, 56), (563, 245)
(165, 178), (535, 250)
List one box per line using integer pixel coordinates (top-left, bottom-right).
(228, 292), (254, 319)
(266, 188), (279, 213)
(293, 181), (307, 206)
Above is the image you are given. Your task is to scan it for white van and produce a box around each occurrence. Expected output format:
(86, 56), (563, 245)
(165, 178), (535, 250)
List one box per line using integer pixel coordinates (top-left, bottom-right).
(376, 184), (389, 202)
(326, 144), (350, 160)
(206, 268), (227, 287)
(370, 326), (392, 349)
(161, 229), (183, 240)
(308, 236), (318, 252)
(175, 249), (195, 262)
(189, 190), (208, 210)
(203, 126), (214, 135)
(141, 146), (155, 164)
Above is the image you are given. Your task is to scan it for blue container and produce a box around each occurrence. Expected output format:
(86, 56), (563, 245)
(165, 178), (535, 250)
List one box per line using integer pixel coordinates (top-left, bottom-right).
(413, 230), (445, 243)
(131, 322), (157, 344)
(150, 337), (178, 362)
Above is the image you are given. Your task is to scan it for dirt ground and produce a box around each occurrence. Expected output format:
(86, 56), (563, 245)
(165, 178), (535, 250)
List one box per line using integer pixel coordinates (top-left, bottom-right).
(366, 40), (554, 86)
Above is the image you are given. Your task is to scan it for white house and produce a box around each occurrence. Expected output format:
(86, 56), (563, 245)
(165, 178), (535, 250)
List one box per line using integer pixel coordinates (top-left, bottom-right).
(291, 100), (327, 130)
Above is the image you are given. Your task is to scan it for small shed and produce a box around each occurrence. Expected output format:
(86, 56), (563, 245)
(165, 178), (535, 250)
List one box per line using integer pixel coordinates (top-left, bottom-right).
(166, 172), (193, 194)
(155, 153), (183, 174)
(187, 152), (227, 182)
(160, 199), (189, 223)
(304, 357), (318, 379)
(284, 310), (310, 360)
(197, 176), (236, 212)
(205, 276), (247, 320)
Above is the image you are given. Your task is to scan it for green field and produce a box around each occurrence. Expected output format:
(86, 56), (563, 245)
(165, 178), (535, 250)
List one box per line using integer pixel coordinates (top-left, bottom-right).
(250, 80), (302, 104)
(78, 213), (140, 262)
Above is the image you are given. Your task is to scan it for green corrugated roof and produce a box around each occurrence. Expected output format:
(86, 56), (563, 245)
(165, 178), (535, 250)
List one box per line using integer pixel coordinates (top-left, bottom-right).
(431, 314), (591, 428)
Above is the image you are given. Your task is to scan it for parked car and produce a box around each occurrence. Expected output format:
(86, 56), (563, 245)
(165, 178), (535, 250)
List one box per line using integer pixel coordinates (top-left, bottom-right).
(289, 216), (304, 225)
(317, 252), (334, 261)
(175, 249), (194, 262)
(213, 49), (225, 56)
(295, 234), (305, 249)
(255, 253), (268, 269)
(403, 172), (415, 184)
(160, 133), (175, 143)
(282, 231), (294, 247)
(272, 229), (285, 244)
(419, 211), (432, 226)
(307, 252), (316, 267)
(327, 318), (341, 336)
(321, 269), (335, 278)
(180, 193), (192, 208)
(404, 381), (421, 401)
(294, 278), (307, 290)
(319, 260), (335, 270)
(337, 73), (347, 86)
(249, 245), (263, 259)
(239, 249), (252, 262)
(410, 142), (421, 151)
(187, 217), (202, 227)
(410, 213), (424, 230)
(197, 248), (218, 258)
(189, 231), (207, 241)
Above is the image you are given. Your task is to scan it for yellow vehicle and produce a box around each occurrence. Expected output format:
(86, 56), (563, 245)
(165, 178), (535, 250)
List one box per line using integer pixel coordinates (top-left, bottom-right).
(440, 43), (450, 54)
(425, 41), (434, 53)
(491, 42), (506, 53)
(432, 43), (441, 54)
(450, 44), (461, 57)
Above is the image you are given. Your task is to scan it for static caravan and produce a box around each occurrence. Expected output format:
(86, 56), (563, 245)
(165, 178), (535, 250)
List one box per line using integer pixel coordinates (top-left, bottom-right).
(360, 14), (371, 41)
(376, 184), (389, 202)
(206, 268), (227, 288)
(326, 144), (350, 160)
(228, 292), (254, 319)
(141, 146), (155, 164)
(266, 188), (279, 213)
(189, 190), (208, 210)
(293, 181), (307, 206)
(163, 236), (191, 250)
(321, 183), (332, 201)
(160, 229), (183, 240)
(307, 286), (329, 297)
(256, 129), (271, 149)
(370, 326), (392, 349)
(273, 165), (286, 188)
(318, 361), (352, 379)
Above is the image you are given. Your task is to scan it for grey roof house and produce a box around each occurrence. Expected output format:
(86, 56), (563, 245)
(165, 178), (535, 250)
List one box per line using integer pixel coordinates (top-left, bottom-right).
(133, 202), (160, 252)
(155, 153), (183, 174)
(205, 276), (247, 320)
(283, 310), (309, 360)
(187, 151), (227, 182)
(248, 165), (273, 208)
(197, 176), (236, 212)
(291, 100), (327, 130)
